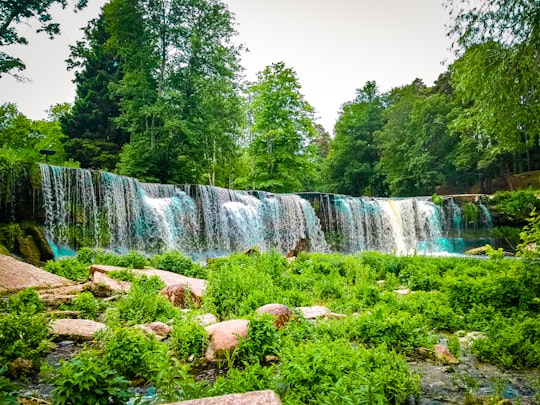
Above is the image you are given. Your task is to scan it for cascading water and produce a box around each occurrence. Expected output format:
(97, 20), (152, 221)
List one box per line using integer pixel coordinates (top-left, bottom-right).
(38, 164), (482, 258)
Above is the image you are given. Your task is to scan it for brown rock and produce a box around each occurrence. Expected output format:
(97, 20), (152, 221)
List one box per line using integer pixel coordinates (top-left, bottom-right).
(0, 254), (73, 293)
(434, 344), (459, 365)
(162, 389), (281, 405)
(91, 271), (131, 293)
(8, 357), (34, 377)
(50, 318), (105, 341)
(160, 284), (201, 307)
(205, 319), (249, 361)
(256, 304), (294, 328)
(136, 321), (172, 339)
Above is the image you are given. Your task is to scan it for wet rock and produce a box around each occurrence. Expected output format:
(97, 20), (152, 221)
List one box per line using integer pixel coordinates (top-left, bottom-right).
(204, 319), (249, 361)
(162, 389), (281, 404)
(0, 254), (73, 293)
(50, 318), (106, 341)
(256, 304), (294, 328)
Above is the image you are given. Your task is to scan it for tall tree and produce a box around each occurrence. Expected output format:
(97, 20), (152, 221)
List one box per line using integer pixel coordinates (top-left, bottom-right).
(61, 11), (129, 171)
(324, 81), (385, 196)
(0, 0), (87, 78)
(246, 62), (318, 193)
(110, 0), (244, 184)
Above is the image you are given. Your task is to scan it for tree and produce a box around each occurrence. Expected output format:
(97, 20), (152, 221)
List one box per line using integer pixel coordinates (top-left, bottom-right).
(0, 0), (87, 78)
(375, 79), (456, 196)
(324, 81), (385, 196)
(246, 62), (318, 193)
(108, 0), (244, 184)
(61, 10), (129, 171)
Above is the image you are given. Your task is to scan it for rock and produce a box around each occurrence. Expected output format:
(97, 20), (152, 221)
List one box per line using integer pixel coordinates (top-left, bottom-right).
(458, 331), (485, 346)
(136, 321), (172, 339)
(204, 319), (249, 361)
(39, 294), (77, 306)
(91, 271), (131, 293)
(286, 238), (308, 258)
(160, 284), (201, 308)
(296, 305), (344, 320)
(16, 397), (51, 405)
(195, 313), (218, 327)
(50, 318), (106, 341)
(464, 246), (487, 255)
(434, 344), (459, 365)
(393, 287), (412, 297)
(256, 304), (294, 328)
(0, 254), (73, 293)
(161, 390), (282, 405)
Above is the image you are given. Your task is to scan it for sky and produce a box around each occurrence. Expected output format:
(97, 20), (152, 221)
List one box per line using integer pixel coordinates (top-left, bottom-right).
(0, 0), (454, 133)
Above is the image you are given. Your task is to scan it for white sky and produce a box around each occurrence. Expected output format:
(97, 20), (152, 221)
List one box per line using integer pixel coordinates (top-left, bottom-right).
(0, 0), (453, 133)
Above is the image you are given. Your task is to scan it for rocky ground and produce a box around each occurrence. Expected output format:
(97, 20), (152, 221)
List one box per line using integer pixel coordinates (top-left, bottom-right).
(1, 254), (538, 404)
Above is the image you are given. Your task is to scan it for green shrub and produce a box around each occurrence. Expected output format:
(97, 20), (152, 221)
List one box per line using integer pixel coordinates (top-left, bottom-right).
(399, 260), (442, 291)
(50, 349), (132, 405)
(237, 314), (279, 365)
(0, 311), (51, 369)
(93, 249), (149, 269)
(209, 362), (275, 397)
(169, 317), (209, 360)
(97, 326), (164, 380)
(112, 275), (178, 325)
(0, 368), (19, 404)
(71, 292), (100, 320)
(489, 189), (540, 223)
(471, 313), (540, 368)
(400, 291), (465, 332)
(151, 251), (207, 279)
(7, 288), (44, 315)
(44, 257), (89, 281)
(277, 339), (419, 404)
(76, 247), (95, 264)
(108, 268), (137, 282)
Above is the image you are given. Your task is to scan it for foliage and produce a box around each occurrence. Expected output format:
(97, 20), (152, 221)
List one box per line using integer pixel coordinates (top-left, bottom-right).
(151, 251), (207, 279)
(236, 314), (279, 365)
(518, 208), (540, 257)
(245, 62), (318, 192)
(0, 368), (18, 404)
(96, 326), (164, 380)
(0, 290), (50, 370)
(0, 0), (87, 77)
(324, 81), (386, 196)
(50, 349), (132, 405)
(93, 249), (149, 269)
(276, 339), (419, 404)
(488, 190), (540, 223)
(70, 292), (100, 320)
(44, 257), (89, 281)
(110, 275), (178, 324)
(169, 316), (209, 360)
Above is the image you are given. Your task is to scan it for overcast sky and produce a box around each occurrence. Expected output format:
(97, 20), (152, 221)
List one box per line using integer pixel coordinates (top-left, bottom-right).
(0, 0), (453, 133)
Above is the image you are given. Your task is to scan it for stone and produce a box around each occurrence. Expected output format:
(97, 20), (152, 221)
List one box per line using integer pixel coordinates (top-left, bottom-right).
(161, 390), (281, 405)
(50, 318), (106, 341)
(205, 319), (249, 361)
(464, 246), (487, 255)
(458, 331), (485, 346)
(8, 357), (34, 377)
(393, 287), (412, 297)
(0, 254), (73, 293)
(296, 305), (330, 319)
(256, 304), (294, 328)
(136, 321), (172, 339)
(195, 313), (218, 327)
(91, 271), (131, 293)
(434, 344), (459, 365)
(160, 284), (201, 307)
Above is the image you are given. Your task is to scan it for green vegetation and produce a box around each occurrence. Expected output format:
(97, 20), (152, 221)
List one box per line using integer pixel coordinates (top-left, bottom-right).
(1, 250), (539, 403)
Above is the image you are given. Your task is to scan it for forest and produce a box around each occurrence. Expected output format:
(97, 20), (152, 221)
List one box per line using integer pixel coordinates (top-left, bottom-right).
(2, 0), (540, 197)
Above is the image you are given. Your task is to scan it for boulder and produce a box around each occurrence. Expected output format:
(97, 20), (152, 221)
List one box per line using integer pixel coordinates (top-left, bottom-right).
(136, 321), (172, 339)
(393, 287), (412, 297)
(296, 305), (345, 320)
(162, 390), (281, 405)
(50, 318), (106, 341)
(434, 344), (459, 365)
(204, 319), (249, 361)
(160, 284), (201, 308)
(91, 271), (131, 293)
(256, 304), (294, 328)
(0, 254), (73, 293)
(195, 313), (218, 327)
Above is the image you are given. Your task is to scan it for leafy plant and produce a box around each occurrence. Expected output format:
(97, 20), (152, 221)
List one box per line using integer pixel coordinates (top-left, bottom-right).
(236, 314), (279, 365)
(151, 251), (207, 279)
(50, 349), (132, 405)
(44, 257), (89, 281)
(70, 292), (100, 320)
(0, 368), (18, 404)
(169, 316), (209, 360)
(7, 288), (43, 315)
(94, 249), (149, 269)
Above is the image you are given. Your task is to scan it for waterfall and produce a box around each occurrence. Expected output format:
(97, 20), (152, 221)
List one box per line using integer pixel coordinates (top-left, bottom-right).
(478, 201), (493, 229)
(38, 165), (476, 258)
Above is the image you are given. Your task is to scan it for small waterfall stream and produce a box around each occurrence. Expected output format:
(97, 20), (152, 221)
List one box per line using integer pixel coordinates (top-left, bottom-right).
(38, 165), (481, 258)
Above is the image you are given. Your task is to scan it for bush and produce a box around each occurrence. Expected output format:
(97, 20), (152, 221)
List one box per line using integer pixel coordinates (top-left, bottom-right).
(94, 249), (149, 269)
(489, 189), (540, 224)
(50, 349), (132, 405)
(7, 288), (44, 315)
(111, 275), (178, 325)
(237, 314), (279, 365)
(169, 316), (209, 360)
(44, 257), (89, 281)
(70, 292), (100, 320)
(151, 251), (207, 279)
(97, 326), (164, 380)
